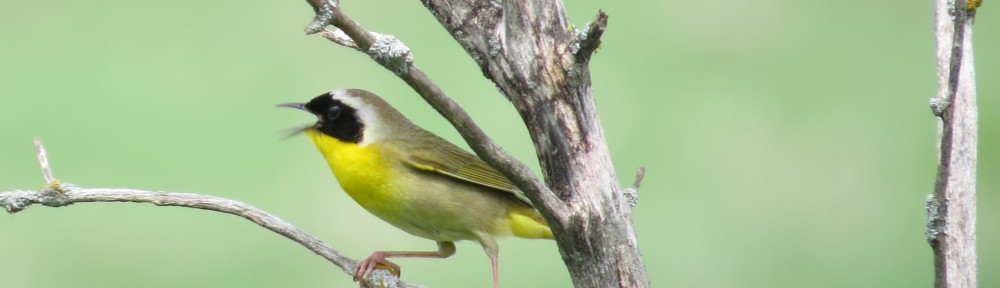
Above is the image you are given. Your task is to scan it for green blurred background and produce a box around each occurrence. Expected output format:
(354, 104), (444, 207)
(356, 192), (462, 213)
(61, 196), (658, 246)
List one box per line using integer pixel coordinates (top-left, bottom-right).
(1, 0), (996, 287)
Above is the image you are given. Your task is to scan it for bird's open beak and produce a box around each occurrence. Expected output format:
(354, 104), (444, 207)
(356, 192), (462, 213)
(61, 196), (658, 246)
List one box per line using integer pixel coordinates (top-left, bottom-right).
(277, 102), (314, 140)
(280, 125), (312, 140)
(276, 102), (308, 112)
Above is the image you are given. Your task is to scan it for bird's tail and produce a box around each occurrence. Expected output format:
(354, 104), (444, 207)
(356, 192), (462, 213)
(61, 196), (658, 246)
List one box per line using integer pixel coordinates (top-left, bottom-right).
(507, 208), (554, 240)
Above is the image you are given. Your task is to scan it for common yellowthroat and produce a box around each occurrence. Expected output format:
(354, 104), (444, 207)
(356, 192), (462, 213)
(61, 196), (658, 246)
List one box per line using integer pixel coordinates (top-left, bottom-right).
(279, 89), (553, 288)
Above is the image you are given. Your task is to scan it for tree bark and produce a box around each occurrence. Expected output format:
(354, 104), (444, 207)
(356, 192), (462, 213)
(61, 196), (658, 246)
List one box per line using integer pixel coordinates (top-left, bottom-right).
(927, 0), (978, 287)
(418, 2), (648, 287)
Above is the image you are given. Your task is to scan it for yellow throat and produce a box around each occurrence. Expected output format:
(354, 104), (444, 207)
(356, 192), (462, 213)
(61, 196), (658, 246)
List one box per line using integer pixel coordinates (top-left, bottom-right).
(303, 128), (402, 216)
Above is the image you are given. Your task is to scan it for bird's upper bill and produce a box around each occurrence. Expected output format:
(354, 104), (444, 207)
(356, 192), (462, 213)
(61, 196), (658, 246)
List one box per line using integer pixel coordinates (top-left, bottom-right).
(277, 102), (310, 113)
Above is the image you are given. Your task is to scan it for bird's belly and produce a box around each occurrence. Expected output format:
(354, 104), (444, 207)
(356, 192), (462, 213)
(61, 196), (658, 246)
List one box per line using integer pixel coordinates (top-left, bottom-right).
(307, 131), (523, 242)
(358, 180), (483, 242)
(347, 178), (480, 242)
(309, 134), (476, 241)
(342, 173), (490, 242)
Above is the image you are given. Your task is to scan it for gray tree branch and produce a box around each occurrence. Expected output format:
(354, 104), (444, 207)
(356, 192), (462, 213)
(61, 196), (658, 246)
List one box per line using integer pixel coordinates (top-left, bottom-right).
(1, 140), (412, 288)
(927, 0), (979, 287)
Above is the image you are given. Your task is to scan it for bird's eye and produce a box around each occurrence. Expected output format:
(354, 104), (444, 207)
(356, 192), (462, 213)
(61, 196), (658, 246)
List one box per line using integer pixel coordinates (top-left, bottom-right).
(326, 105), (341, 120)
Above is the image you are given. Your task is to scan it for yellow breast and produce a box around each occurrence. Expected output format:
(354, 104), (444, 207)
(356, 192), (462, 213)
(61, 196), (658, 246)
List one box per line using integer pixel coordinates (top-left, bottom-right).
(305, 129), (403, 216)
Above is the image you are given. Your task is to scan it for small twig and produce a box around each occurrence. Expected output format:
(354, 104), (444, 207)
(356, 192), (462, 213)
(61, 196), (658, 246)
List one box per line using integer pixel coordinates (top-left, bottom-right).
(622, 167), (645, 208)
(320, 28), (359, 50)
(631, 167), (646, 190)
(304, 0), (339, 35)
(33, 137), (54, 184)
(3, 140), (408, 288)
(573, 11), (609, 63)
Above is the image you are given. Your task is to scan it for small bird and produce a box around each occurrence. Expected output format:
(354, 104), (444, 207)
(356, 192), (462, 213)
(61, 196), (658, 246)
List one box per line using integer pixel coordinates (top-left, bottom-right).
(279, 89), (553, 288)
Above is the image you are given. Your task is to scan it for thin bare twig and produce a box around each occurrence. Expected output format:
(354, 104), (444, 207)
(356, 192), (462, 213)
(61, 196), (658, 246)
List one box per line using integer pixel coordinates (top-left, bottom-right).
(33, 137), (54, 184)
(321, 28), (359, 50)
(630, 167), (646, 190)
(573, 11), (609, 63)
(2, 140), (409, 288)
(304, 0), (338, 35)
(622, 167), (645, 208)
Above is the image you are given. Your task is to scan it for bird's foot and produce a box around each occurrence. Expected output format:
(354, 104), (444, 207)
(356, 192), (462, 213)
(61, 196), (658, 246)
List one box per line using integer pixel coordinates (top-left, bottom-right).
(354, 251), (401, 283)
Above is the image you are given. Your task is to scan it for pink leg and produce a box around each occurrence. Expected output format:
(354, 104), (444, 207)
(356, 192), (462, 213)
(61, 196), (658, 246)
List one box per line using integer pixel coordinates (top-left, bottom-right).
(475, 235), (501, 288)
(354, 241), (456, 283)
(488, 251), (499, 288)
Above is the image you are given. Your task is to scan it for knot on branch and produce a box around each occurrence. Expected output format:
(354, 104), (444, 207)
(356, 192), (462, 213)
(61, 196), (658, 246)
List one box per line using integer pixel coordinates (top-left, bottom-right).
(622, 167), (646, 208)
(38, 183), (74, 207)
(929, 97), (949, 117)
(1, 184), (72, 213)
(305, 0), (339, 34)
(925, 194), (945, 245)
(2, 190), (38, 213)
(363, 269), (401, 288)
(367, 34), (414, 75)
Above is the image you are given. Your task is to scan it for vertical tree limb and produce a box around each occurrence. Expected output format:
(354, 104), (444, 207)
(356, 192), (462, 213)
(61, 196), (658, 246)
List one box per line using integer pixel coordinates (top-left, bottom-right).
(927, 1), (978, 287)
(419, 1), (649, 287)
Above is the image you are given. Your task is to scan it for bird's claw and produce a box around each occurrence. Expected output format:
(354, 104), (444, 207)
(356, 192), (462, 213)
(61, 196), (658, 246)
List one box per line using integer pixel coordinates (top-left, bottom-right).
(353, 252), (401, 284)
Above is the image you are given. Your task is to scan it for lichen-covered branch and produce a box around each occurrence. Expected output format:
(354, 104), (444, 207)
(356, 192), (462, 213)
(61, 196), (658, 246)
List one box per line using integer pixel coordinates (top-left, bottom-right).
(927, 0), (978, 287)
